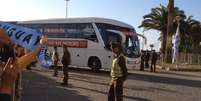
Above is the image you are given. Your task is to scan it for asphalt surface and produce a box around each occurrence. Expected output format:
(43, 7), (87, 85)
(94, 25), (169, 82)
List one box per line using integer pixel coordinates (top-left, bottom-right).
(21, 67), (201, 101)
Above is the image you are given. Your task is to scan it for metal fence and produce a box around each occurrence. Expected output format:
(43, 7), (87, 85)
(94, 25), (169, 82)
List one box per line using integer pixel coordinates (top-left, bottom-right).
(178, 53), (201, 65)
(157, 52), (201, 65)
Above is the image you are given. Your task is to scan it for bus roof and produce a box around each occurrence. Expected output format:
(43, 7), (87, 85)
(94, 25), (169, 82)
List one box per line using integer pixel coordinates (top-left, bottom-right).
(17, 17), (134, 29)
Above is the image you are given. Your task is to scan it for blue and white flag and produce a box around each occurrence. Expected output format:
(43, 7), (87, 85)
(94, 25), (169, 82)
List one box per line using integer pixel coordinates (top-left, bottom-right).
(0, 21), (41, 50)
(0, 21), (52, 68)
(37, 46), (53, 68)
(172, 24), (181, 64)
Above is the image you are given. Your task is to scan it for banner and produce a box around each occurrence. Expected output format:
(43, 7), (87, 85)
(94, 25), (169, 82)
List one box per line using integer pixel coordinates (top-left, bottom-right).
(0, 21), (41, 50)
(47, 39), (88, 48)
(0, 21), (52, 68)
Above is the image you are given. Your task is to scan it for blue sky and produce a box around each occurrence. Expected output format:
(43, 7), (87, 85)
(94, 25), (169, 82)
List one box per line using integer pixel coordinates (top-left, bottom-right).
(0, 0), (201, 50)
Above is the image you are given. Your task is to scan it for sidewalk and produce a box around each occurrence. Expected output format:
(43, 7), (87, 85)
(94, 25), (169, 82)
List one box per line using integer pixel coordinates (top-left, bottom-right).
(156, 65), (201, 72)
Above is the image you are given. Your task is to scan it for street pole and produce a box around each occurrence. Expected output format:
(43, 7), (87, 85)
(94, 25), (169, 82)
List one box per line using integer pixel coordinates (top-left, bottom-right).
(65, 0), (70, 18)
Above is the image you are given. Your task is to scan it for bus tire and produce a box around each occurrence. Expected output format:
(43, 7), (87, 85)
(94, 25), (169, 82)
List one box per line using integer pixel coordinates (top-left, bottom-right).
(88, 57), (101, 72)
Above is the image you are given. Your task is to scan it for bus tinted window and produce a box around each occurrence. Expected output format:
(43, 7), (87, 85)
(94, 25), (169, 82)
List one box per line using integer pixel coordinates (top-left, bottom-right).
(65, 23), (97, 42)
(105, 31), (122, 50)
(44, 24), (65, 38)
(20, 24), (44, 33)
(43, 23), (97, 42)
(96, 23), (140, 58)
(96, 23), (133, 32)
(123, 35), (140, 58)
(20, 23), (97, 42)
(96, 23), (133, 49)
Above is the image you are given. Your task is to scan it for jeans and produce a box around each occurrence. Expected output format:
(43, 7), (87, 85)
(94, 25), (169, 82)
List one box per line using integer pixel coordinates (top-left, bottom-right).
(62, 65), (69, 84)
(53, 61), (58, 76)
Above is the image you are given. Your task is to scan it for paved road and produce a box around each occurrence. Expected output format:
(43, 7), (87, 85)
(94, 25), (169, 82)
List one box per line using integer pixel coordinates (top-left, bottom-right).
(21, 67), (201, 101)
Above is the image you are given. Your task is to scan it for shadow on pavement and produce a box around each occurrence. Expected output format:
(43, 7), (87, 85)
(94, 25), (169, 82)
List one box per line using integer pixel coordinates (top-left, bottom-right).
(21, 71), (91, 101)
(72, 85), (151, 101)
(70, 76), (179, 94)
(68, 69), (182, 94)
(129, 72), (201, 88)
(68, 74), (153, 101)
(63, 67), (201, 93)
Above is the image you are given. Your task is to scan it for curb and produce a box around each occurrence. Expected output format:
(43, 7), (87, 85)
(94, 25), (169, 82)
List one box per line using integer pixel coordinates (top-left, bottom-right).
(157, 66), (201, 72)
(169, 68), (201, 72)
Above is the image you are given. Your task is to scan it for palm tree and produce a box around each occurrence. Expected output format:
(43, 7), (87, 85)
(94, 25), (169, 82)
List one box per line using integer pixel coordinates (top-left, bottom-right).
(174, 16), (201, 63)
(139, 4), (185, 60)
(180, 16), (201, 53)
(139, 4), (167, 55)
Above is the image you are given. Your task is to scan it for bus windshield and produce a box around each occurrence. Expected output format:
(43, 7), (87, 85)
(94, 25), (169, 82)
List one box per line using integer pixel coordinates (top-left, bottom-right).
(123, 35), (140, 58)
(96, 23), (140, 58)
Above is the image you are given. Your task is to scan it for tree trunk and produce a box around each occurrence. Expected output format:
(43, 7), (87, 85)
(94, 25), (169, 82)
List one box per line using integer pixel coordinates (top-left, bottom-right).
(161, 30), (167, 62)
(165, 0), (174, 63)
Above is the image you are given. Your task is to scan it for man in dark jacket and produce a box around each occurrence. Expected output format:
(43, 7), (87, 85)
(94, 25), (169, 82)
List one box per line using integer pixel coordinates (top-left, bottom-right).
(145, 50), (150, 68)
(151, 50), (158, 72)
(61, 45), (71, 86)
(108, 42), (128, 101)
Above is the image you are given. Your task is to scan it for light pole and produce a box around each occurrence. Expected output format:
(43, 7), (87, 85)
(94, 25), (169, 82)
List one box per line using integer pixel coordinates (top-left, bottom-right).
(65, 0), (70, 18)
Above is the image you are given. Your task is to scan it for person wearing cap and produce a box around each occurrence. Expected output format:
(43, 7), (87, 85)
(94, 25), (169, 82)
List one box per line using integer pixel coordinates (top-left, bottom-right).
(108, 42), (128, 101)
(0, 29), (48, 101)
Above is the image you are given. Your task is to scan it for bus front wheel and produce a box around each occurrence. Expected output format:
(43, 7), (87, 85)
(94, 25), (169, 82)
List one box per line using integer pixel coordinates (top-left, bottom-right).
(88, 57), (101, 72)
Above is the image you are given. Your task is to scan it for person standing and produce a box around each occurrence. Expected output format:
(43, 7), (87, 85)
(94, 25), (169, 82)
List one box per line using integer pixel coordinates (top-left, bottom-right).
(151, 50), (158, 72)
(0, 44), (15, 101)
(61, 45), (71, 86)
(140, 50), (145, 71)
(108, 42), (128, 101)
(52, 46), (59, 77)
(0, 29), (15, 101)
(0, 30), (48, 101)
(14, 44), (25, 101)
(145, 50), (150, 68)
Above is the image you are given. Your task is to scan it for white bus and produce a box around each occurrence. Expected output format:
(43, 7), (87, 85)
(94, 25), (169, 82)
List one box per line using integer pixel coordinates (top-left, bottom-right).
(17, 17), (141, 71)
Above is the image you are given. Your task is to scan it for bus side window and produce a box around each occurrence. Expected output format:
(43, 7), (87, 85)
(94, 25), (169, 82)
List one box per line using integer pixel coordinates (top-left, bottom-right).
(64, 23), (77, 38)
(78, 23), (98, 42)
(87, 34), (98, 42)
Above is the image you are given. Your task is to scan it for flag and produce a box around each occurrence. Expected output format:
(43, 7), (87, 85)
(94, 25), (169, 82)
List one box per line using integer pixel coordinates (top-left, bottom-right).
(172, 24), (180, 64)
(0, 21), (52, 68)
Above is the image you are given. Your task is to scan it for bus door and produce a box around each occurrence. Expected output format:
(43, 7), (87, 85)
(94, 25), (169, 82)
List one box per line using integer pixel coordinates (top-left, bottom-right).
(72, 48), (86, 67)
